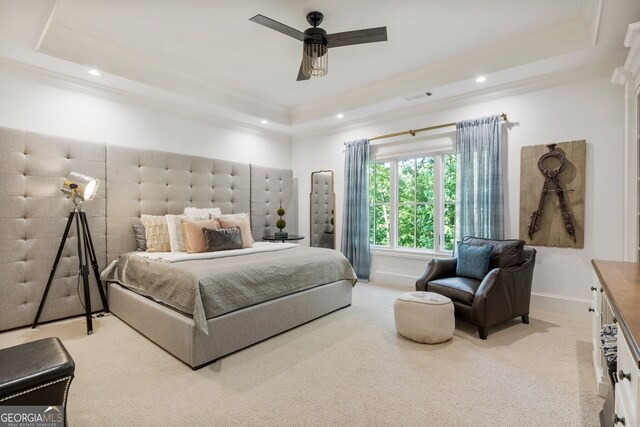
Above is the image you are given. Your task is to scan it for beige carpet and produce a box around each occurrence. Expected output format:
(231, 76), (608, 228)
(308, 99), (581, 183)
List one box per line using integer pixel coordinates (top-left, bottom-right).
(0, 284), (602, 427)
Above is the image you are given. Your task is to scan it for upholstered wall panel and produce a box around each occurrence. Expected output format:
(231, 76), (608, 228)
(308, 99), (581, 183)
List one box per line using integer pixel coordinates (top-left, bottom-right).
(0, 127), (106, 331)
(0, 127), (295, 331)
(105, 146), (250, 261)
(250, 165), (295, 240)
(310, 171), (335, 248)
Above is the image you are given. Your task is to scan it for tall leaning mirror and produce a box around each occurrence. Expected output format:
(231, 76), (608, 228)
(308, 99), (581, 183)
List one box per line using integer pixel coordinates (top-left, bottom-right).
(310, 170), (335, 249)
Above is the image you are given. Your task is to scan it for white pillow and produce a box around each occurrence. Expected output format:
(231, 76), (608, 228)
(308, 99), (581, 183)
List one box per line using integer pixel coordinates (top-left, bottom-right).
(183, 207), (222, 218)
(219, 212), (249, 220)
(166, 214), (208, 252)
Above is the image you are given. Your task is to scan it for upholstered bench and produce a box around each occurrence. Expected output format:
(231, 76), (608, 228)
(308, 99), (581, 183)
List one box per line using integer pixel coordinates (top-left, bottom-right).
(0, 337), (75, 422)
(394, 291), (454, 344)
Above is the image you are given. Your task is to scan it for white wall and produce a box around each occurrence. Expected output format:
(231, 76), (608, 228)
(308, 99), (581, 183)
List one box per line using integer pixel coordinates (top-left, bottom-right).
(0, 69), (291, 168)
(0, 65), (625, 309)
(291, 75), (625, 308)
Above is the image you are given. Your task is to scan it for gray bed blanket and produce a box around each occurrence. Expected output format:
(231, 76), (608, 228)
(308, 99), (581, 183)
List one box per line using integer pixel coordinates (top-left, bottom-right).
(102, 246), (357, 334)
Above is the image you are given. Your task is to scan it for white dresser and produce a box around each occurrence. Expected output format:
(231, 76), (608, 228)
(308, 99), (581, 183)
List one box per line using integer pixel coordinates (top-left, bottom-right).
(592, 260), (640, 427)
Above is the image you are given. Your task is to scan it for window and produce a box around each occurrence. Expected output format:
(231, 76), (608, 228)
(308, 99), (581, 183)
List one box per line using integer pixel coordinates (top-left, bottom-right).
(369, 152), (456, 252)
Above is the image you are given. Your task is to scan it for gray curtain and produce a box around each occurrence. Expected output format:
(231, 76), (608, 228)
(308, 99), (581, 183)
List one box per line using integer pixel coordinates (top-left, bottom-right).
(341, 139), (370, 281)
(455, 115), (504, 240)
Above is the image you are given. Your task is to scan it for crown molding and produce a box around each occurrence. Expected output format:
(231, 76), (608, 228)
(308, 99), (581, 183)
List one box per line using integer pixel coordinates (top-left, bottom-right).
(35, 0), (59, 51)
(0, 56), (290, 143)
(616, 22), (640, 90)
(581, 0), (604, 46)
(624, 22), (640, 48)
(38, 22), (290, 125)
(293, 55), (623, 142)
(611, 66), (634, 87)
(0, 51), (623, 146)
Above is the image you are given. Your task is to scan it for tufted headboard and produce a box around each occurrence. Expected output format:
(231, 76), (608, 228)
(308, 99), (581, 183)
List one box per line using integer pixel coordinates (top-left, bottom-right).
(0, 127), (106, 331)
(105, 145), (251, 262)
(250, 164), (294, 241)
(0, 127), (296, 332)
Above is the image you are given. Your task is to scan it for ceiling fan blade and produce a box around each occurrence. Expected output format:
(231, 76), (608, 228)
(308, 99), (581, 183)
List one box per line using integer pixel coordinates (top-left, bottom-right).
(249, 14), (305, 41)
(297, 61), (310, 81)
(326, 27), (387, 48)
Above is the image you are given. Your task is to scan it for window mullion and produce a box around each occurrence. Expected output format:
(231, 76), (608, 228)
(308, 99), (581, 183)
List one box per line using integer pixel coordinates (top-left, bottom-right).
(413, 158), (417, 248)
(434, 155), (443, 252)
(372, 166), (377, 245)
(391, 161), (398, 249)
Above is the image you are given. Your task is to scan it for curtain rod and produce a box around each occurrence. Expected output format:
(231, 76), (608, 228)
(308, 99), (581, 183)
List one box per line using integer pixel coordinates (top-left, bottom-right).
(364, 112), (508, 142)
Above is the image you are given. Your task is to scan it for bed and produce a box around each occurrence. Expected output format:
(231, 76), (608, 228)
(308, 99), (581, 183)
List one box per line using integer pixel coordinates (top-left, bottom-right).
(103, 243), (355, 368)
(103, 145), (356, 368)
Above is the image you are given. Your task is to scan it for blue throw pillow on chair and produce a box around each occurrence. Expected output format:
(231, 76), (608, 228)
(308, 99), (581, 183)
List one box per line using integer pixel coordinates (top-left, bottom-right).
(456, 242), (494, 280)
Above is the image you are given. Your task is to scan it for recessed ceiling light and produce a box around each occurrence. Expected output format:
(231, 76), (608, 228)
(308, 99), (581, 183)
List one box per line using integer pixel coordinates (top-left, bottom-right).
(336, 113), (344, 119)
(88, 69), (101, 76)
(261, 120), (268, 124)
(475, 75), (486, 83)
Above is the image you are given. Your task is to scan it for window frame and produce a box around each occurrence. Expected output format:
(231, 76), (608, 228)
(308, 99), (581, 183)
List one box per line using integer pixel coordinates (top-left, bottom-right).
(370, 148), (456, 255)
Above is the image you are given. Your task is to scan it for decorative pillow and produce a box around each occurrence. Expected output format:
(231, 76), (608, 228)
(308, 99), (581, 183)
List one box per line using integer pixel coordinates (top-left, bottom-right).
(182, 218), (220, 253)
(456, 242), (494, 280)
(218, 216), (253, 249)
(219, 212), (248, 220)
(131, 223), (147, 251)
(461, 236), (525, 269)
(204, 226), (243, 252)
(218, 213), (254, 243)
(183, 207), (222, 218)
(141, 214), (171, 252)
(166, 214), (208, 252)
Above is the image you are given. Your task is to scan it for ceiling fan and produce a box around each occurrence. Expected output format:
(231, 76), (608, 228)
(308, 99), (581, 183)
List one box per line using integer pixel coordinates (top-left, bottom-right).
(249, 11), (388, 81)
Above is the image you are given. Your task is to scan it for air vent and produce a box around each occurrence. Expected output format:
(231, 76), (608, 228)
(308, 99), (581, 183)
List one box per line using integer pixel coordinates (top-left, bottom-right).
(405, 92), (433, 101)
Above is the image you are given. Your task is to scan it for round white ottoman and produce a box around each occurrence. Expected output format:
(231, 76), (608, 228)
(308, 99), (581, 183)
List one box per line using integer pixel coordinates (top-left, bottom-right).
(394, 291), (454, 344)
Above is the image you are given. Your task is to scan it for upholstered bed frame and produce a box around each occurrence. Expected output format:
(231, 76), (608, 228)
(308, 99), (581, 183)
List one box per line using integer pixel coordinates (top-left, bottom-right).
(104, 145), (351, 368)
(0, 126), (352, 368)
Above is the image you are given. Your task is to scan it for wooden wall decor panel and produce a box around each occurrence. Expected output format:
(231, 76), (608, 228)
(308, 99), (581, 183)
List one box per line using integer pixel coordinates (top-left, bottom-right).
(519, 140), (585, 248)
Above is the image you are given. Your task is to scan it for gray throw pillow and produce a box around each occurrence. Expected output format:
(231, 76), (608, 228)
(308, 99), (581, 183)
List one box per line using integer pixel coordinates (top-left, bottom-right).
(132, 223), (147, 251)
(203, 226), (243, 252)
(456, 242), (494, 280)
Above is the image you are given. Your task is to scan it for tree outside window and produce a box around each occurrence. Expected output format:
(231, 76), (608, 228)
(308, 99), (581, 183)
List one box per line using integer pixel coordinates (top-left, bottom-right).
(369, 152), (455, 252)
(369, 162), (391, 246)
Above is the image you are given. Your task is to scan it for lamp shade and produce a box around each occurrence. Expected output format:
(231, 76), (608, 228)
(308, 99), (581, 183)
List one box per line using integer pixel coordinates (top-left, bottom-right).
(302, 42), (328, 78)
(62, 172), (99, 201)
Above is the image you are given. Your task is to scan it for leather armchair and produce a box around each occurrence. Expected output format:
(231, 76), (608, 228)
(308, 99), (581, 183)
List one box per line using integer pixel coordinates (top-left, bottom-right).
(416, 237), (536, 339)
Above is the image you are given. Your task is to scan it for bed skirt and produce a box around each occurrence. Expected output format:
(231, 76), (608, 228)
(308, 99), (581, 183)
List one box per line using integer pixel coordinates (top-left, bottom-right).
(108, 280), (353, 369)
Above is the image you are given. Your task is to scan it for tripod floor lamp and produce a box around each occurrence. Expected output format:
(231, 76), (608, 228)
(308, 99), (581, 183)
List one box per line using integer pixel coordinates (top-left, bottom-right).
(32, 172), (109, 335)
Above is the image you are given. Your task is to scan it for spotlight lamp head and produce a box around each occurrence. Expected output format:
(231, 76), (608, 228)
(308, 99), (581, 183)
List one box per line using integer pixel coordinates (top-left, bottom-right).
(62, 172), (99, 206)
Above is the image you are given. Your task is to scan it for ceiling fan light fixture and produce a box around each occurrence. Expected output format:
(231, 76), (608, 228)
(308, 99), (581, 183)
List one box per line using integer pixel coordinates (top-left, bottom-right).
(249, 11), (387, 81)
(302, 42), (328, 78)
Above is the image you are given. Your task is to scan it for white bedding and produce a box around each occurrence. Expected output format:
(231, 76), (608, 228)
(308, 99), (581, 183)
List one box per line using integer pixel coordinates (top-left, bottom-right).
(132, 241), (298, 263)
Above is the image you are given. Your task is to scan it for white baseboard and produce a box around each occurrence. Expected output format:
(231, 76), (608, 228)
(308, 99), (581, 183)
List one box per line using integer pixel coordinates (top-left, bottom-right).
(370, 271), (417, 291)
(370, 270), (592, 316)
(530, 292), (591, 316)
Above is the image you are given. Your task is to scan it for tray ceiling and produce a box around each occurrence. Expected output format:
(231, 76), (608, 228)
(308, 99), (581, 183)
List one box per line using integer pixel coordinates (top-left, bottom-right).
(1, 0), (639, 134)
